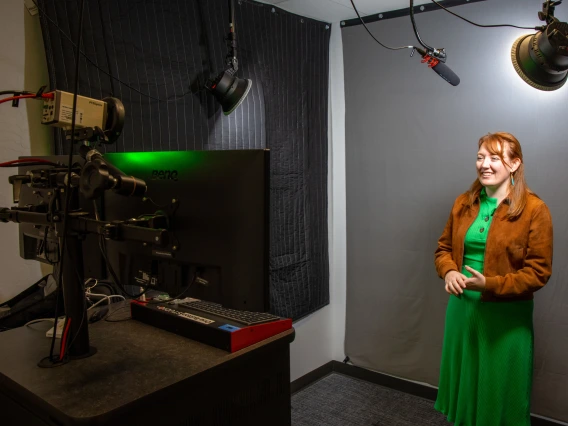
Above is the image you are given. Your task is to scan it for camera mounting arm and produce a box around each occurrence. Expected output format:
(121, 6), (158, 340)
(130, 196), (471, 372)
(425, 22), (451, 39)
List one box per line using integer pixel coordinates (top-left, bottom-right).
(80, 148), (147, 200)
(0, 208), (168, 247)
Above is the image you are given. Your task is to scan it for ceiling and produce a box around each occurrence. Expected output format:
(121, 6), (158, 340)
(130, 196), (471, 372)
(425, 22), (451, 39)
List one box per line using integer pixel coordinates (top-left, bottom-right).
(256, 0), (433, 23)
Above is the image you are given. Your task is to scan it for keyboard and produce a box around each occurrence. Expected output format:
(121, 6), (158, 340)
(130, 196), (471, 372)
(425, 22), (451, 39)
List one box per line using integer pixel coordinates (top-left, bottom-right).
(178, 300), (279, 326)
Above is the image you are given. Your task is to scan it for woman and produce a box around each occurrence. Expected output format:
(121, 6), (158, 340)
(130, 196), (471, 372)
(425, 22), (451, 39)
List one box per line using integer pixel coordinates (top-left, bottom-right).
(434, 132), (553, 426)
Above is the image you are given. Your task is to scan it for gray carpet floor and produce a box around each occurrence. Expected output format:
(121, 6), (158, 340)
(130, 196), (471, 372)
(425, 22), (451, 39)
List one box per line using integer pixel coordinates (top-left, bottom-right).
(291, 373), (449, 426)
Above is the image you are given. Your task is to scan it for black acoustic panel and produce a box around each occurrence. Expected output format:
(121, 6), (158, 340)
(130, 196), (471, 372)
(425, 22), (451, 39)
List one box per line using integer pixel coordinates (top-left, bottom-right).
(37, 0), (330, 320)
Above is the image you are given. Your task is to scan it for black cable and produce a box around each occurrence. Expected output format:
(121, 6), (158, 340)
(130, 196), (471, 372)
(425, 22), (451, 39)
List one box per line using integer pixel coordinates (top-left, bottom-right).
(144, 272), (198, 305)
(102, 237), (151, 299)
(410, 0), (434, 50)
(96, 0), (119, 151)
(143, 196), (171, 209)
(430, 0), (540, 30)
(40, 196), (59, 264)
(349, 0), (414, 51)
(33, 0), (196, 103)
(46, 0), (87, 365)
(47, 262), (62, 363)
(64, 279), (88, 357)
(91, 200), (148, 299)
(97, 0), (116, 97)
(0, 90), (35, 96)
(42, 226), (60, 264)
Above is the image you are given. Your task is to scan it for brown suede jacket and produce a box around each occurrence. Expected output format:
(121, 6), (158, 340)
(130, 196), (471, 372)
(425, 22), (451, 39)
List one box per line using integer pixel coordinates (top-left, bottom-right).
(435, 191), (553, 302)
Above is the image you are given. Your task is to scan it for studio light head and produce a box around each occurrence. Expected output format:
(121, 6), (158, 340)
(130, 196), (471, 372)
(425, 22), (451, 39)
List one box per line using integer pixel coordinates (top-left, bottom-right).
(206, 0), (252, 115)
(207, 70), (252, 115)
(511, 1), (568, 91)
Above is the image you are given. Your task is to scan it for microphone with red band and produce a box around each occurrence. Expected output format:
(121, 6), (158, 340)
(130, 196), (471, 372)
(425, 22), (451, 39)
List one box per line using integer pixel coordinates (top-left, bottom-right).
(416, 47), (461, 86)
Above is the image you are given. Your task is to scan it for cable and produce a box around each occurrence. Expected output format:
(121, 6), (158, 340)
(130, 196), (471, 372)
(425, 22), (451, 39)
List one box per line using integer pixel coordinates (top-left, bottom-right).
(0, 94), (34, 104)
(0, 162), (59, 168)
(88, 281), (115, 295)
(97, 0), (116, 97)
(59, 317), (72, 361)
(64, 285), (88, 357)
(43, 197), (60, 265)
(99, 236), (150, 298)
(42, 226), (60, 264)
(349, 0), (414, 51)
(32, 0), (196, 103)
(410, 0), (435, 50)
(87, 295), (126, 310)
(46, 262), (62, 364)
(0, 90), (35, 96)
(0, 93), (54, 105)
(84, 278), (98, 292)
(47, 0), (86, 365)
(144, 272), (199, 305)
(87, 293), (125, 301)
(0, 159), (60, 167)
(430, 0), (540, 30)
(96, 0), (120, 150)
(24, 317), (65, 328)
(91, 200), (149, 299)
(142, 196), (171, 209)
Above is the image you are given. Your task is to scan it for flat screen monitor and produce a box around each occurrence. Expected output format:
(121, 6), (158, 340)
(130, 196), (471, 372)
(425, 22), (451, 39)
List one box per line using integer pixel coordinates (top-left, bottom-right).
(102, 149), (270, 312)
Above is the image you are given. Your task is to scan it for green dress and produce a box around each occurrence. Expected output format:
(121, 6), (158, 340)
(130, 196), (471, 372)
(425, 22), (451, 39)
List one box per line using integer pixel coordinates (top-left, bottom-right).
(435, 189), (534, 426)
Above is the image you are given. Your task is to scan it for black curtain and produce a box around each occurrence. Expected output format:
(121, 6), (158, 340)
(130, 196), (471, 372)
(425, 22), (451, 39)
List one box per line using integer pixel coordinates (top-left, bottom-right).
(37, 0), (330, 320)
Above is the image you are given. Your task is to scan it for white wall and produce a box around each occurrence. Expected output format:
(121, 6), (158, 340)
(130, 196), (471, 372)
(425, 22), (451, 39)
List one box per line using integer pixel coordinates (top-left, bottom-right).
(290, 22), (346, 381)
(0, 0), (51, 304)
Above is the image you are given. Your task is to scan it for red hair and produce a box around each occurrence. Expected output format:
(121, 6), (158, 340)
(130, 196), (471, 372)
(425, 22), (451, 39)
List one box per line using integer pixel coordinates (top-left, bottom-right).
(466, 132), (532, 218)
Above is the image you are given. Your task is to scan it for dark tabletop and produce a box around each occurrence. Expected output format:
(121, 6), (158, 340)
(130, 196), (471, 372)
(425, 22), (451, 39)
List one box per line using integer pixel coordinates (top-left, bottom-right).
(0, 304), (294, 419)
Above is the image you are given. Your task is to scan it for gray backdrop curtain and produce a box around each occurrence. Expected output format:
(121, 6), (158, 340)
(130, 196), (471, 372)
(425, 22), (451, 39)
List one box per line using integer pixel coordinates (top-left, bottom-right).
(343, 0), (568, 422)
(37, 0), (330, 320)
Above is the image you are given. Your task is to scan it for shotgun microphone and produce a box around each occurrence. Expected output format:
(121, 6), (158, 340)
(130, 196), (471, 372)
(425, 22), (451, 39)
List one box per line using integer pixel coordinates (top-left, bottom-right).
(430, 61), (461, 86)
(416, 48), (460, 86)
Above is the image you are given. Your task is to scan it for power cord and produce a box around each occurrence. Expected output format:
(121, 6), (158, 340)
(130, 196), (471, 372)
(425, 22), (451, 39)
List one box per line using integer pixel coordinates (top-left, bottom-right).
(350, 0), (542, 55)
(96, 0), (116, 98)
(430, 0), (541, 30)
(349, 0), (414, 51)
(91, 201), (150, 299)
(24, 317), (65, 328)
(33, 0), (196, 103)
(42, 0), (87, 366)
(410, 0), (435, 51)
(99, 236), (151, 298)
(0, 158), (60, 167)
(87, 295), (126, 310)
(143, 272), (199, 305)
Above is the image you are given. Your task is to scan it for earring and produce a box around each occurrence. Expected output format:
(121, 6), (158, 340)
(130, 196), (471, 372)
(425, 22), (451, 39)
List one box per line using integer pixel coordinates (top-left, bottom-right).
(510, 172), (515, 186)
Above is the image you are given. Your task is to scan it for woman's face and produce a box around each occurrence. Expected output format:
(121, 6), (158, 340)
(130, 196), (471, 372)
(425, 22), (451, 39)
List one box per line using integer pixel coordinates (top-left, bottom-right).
(476, 142), (513, 190)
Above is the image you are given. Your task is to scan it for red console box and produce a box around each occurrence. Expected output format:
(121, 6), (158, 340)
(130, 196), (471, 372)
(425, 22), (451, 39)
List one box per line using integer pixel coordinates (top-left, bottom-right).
(130, 300), (292, 352)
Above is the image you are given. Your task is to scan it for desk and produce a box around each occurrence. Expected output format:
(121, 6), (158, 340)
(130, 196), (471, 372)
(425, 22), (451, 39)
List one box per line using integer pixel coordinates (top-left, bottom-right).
(0, 311), (295, 426)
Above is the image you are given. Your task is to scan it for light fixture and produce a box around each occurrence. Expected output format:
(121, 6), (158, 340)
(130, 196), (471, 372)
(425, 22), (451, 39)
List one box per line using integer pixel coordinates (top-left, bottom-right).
(511, 1), (568, 91)
(206, 0), (252, 115)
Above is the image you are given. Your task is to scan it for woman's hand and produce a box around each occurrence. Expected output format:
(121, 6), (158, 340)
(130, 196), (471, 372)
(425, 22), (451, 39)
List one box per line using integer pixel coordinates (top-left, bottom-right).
(464, 265), (486, 291)
(444, 270), (467, 295)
